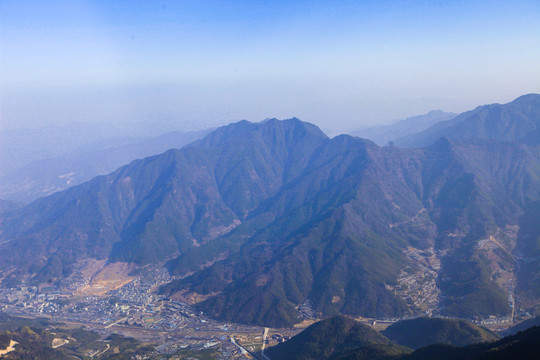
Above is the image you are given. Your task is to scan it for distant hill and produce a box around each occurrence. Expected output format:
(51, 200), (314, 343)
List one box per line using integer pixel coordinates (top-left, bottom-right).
(0, 129), (211, 203)
(0, 324), (155, 359)
(504, 315), (540, 335)
(265, 317), (540, 360)
(0, 199), (21, 215)
(0, 313), (219, 359)
(264, 316), (409, 360)
(382, 317), (498, 349)
(0, 314), (53, 332)
(395, 94), (540, 148)
(404, 325), (540, 360)
(0, 119), (211, 177)
(0, 123), (143, 177)
(349, 110), (456, 146)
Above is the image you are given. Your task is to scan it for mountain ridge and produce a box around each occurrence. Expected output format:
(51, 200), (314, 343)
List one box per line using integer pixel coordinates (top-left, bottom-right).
(349, 110), (456, 146)
(0, 129), (211, 203)
(395, 93), (540, 148)
(2, 97), (540, 327)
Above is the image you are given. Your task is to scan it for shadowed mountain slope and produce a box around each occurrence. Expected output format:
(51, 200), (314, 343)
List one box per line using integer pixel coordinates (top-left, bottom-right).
(0, 119), (328, 284)
(265, 317), (539, 360)
(382, 317), (498, 349)
(264, 316), (406, 360)
(162, 135), (540, 326)
(404, 325), (540, 360)
(504, 315), (540, 335)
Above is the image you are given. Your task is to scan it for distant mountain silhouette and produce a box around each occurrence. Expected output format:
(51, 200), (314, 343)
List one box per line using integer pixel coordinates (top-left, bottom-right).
(0, 129), (210, 203)
(349, 110), (456, 146)
(395, 94), (540, 147)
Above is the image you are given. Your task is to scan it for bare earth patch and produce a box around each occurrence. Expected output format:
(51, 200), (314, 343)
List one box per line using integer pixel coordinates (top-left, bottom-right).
(52, 338), (70, 349)
(75, 262), (136, 297)
(0, 340), (18, 355)
(293, 319), (318, 329)
(79, 259), (107, 279)
(171, 289), (221, 304)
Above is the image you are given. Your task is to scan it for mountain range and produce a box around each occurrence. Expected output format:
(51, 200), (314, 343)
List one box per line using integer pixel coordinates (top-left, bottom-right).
(1, 94), (540, 328)
(395, 94), (540, 147)
(0, 129), (210, 203)
(348, 110), (456, 146)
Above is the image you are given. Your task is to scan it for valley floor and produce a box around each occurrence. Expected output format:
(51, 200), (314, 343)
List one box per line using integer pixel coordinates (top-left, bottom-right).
(0, 262), (526, 359)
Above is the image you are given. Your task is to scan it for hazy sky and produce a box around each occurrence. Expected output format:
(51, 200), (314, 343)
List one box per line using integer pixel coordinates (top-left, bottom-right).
(1, 0), (539, 133)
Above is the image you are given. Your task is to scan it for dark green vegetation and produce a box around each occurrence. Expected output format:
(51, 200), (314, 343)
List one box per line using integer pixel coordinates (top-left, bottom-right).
(265, 316), (410, 360)
(264, 316), (540, 360)
(0, 334), (10, 349)
(516, 202), (540, 313)
(504, 315), (540, 335)
(0, 314), (216, 360)
(0, 326), (215, 360)
(0, 327), (71, 360)
(328, 343), (411, 360)
(0, 315), (139, 359)
(0, 314), (53, 331)
(403, 325), (540, 360)
(0, 327), (155, 360)
(381, 317), (498, 349)
(172, 348), (218, 360)
(2, 95), (540, 327)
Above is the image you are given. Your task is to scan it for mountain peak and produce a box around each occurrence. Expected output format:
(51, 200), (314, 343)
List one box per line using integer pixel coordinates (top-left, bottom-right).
(259, 117), (325, 133)
(510, 93), (540, 104)
(196, 118), (328, 149)
(265, 316), (392, 360)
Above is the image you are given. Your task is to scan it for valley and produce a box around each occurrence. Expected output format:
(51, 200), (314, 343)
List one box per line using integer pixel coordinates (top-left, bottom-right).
(0, 257), (526, 359)
(0, 263), (301, 359)
(2, 1), (539, 358)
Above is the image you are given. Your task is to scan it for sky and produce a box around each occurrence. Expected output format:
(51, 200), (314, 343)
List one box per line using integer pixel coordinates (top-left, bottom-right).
(1, 0), (540, 133)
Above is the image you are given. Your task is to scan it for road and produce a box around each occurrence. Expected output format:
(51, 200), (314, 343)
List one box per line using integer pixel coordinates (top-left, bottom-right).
(261, 327), (270, 360)
(92, 344), (110, 358)
(104, 317), (128, 329)
(231, 335), (272, 360)
(230, 336), (250, 357)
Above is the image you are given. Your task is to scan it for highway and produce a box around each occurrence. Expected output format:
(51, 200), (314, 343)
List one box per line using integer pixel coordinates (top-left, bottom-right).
(230, 336), (250, 357)
(231, 335), (270, 360)
(261, 327), (270, 360)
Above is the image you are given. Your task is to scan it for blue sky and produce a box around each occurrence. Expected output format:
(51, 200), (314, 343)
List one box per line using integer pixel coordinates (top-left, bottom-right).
(1, 0), (539, 132)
